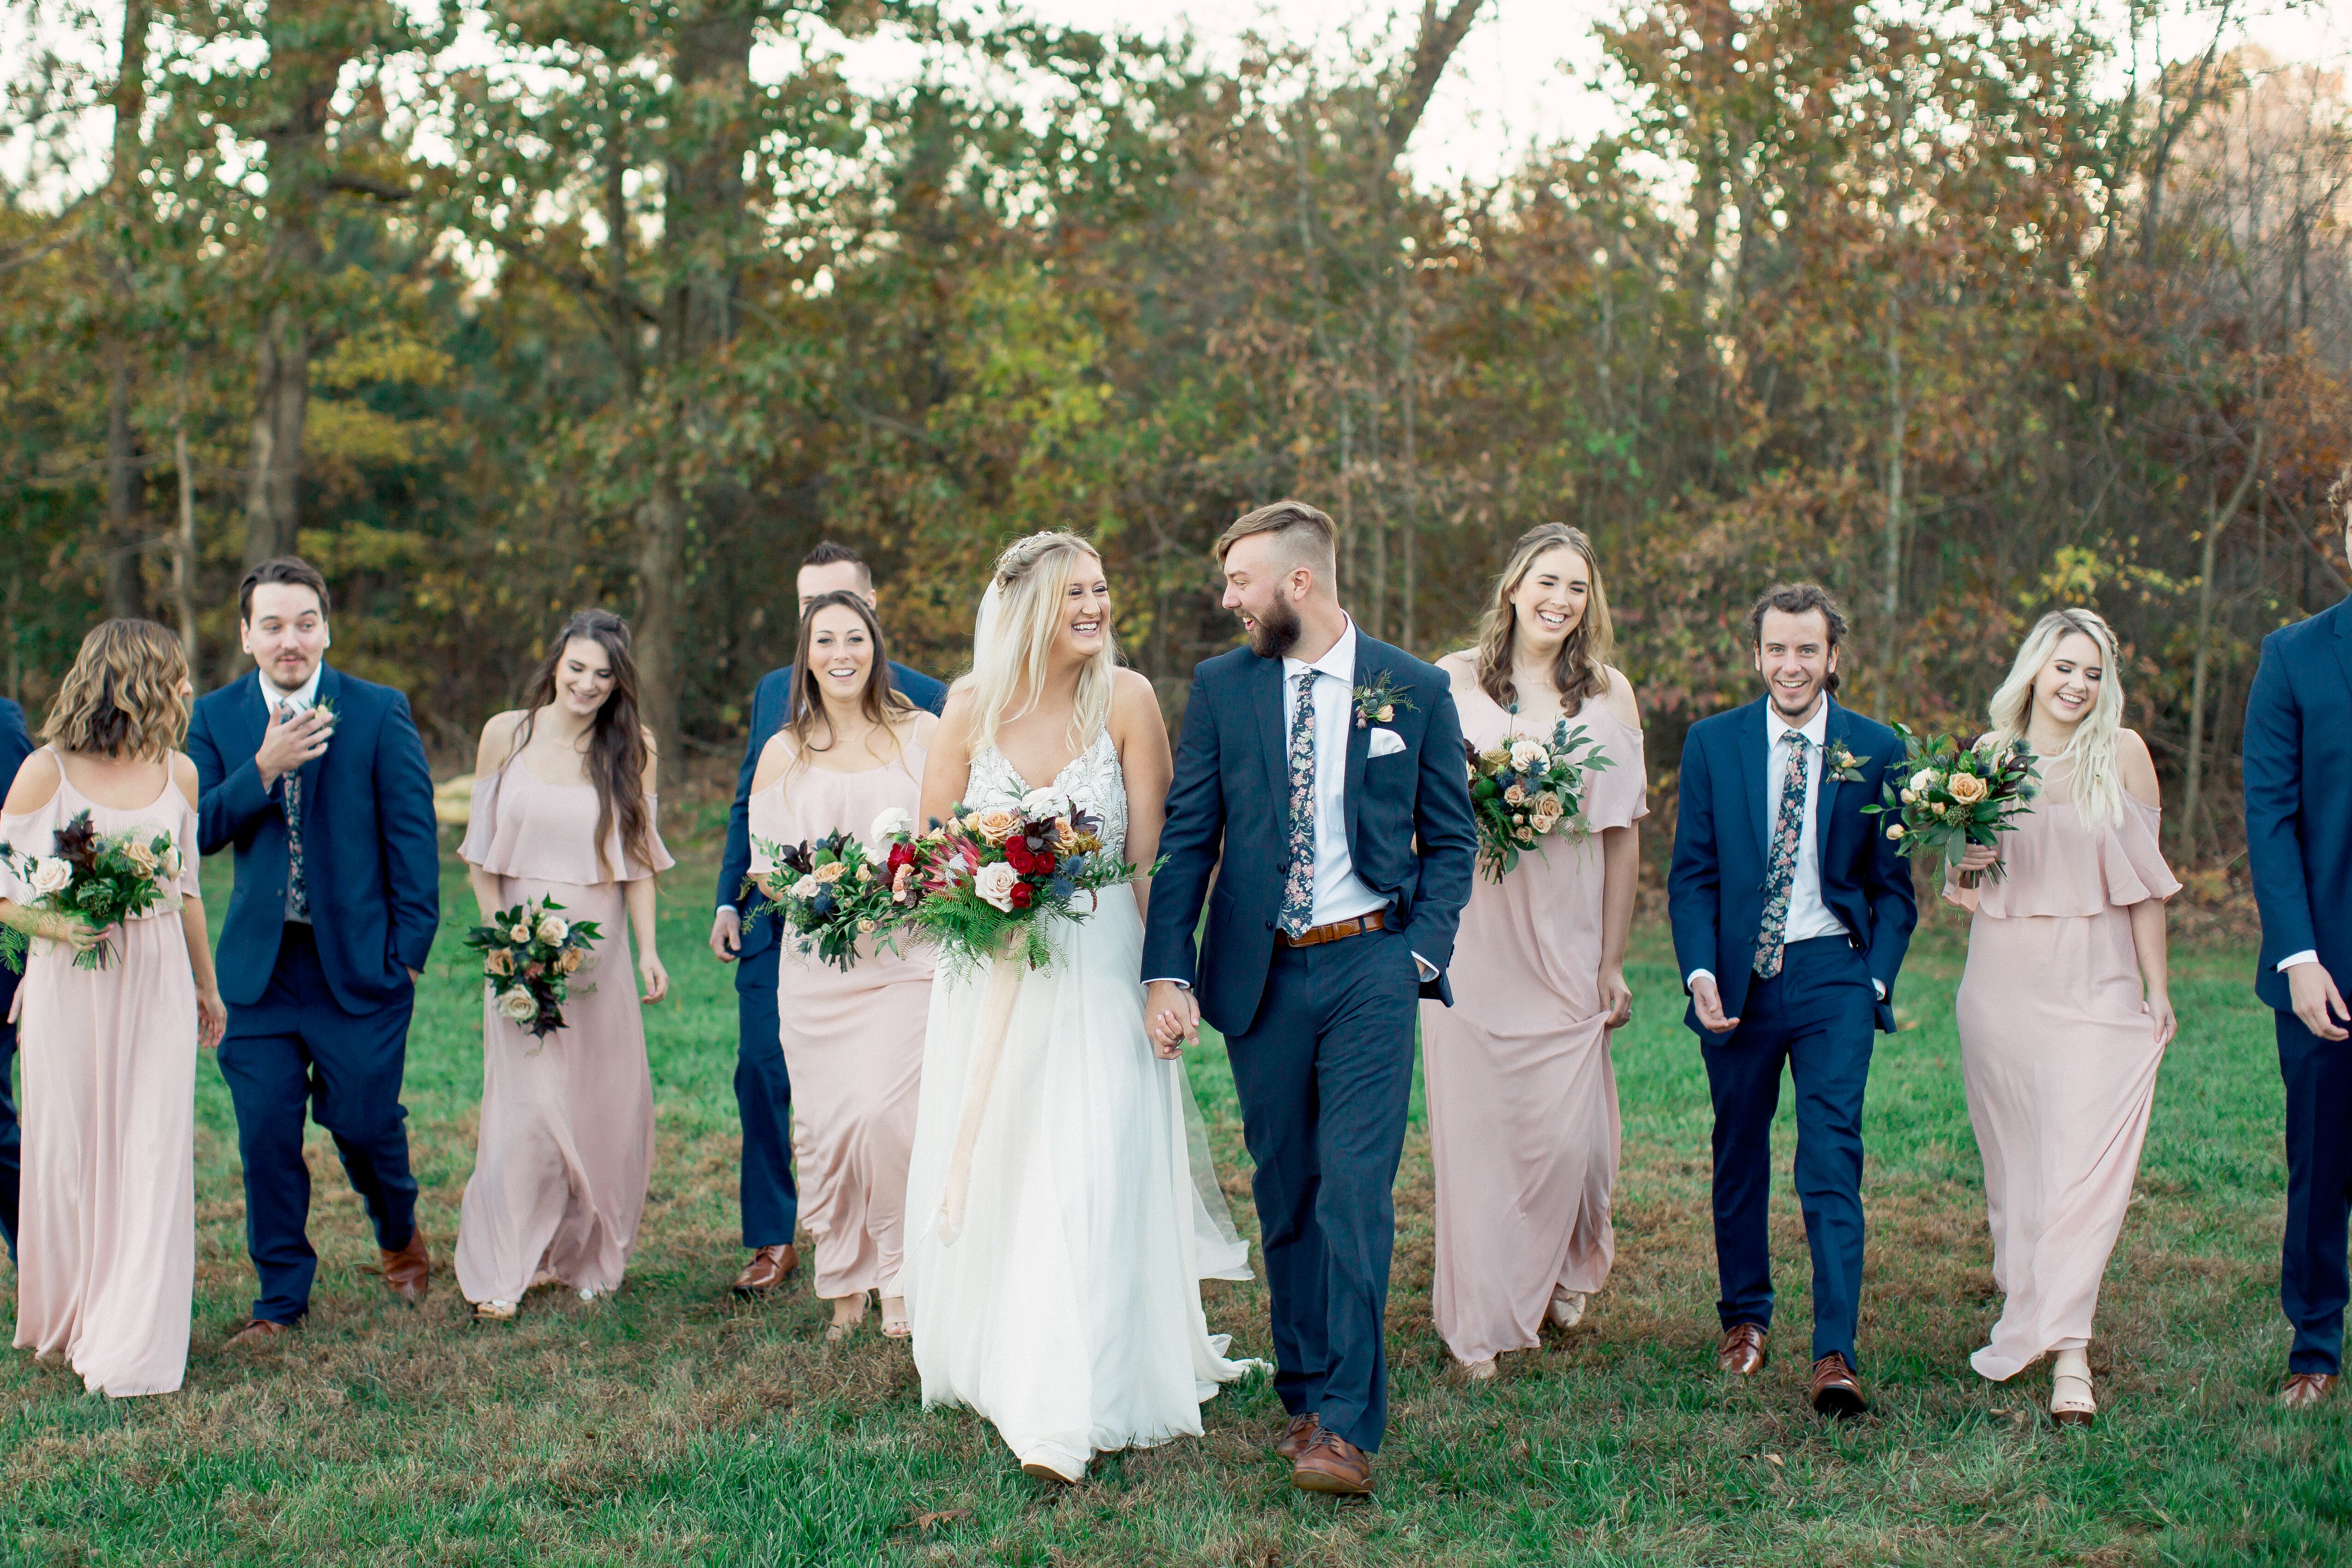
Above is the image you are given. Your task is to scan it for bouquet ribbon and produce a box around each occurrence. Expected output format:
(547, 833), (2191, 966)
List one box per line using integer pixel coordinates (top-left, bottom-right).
(933, 950), (1027, 1246)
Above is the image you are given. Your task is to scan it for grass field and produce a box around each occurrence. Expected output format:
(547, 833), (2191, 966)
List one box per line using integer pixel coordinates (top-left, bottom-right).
(2, 842), (2347, 1565)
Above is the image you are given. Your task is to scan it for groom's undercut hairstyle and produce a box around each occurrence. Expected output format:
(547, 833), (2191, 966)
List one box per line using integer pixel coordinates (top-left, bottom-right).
(801, 540), (874, 588)
(1748, 581), (1848, 692)
(239, 556), (332, 625)
(1216, 500), (1338, 581)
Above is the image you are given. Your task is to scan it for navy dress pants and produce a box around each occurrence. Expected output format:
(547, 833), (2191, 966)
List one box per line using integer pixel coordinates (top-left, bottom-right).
(2280, 1008), (2352, 1375)
(1700, 934), (1878, 1369)
(734, 939), (799, 1250)
(1224, 927), (1421, 1453)
(216, 925), (420, 1325)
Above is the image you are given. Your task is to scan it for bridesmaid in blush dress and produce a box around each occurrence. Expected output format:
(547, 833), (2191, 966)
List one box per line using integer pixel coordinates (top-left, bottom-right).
(745, 591), (936, 1341)
(1949, 608), (2178, 1428)
(2, 621), (226, 1397)
(1426, 525), (1645, 1378)
(455, 610), (674, 1322)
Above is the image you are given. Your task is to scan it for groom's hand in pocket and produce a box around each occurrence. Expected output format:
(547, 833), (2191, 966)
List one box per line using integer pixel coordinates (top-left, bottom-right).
(1146, 979), (1199, 1058)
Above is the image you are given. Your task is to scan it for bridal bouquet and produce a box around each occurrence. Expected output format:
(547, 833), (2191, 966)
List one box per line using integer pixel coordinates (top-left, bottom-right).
(0, 809), (185, 972)
(901, 790), (1153, 973)
(465, 894), (602, 1039)
(1464, 717), (1615, 882)
(746, 816), (912, 973)
(1862, 727), (2040, 888)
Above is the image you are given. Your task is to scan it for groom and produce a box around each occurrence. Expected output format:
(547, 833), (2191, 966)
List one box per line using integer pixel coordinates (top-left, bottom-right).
(1667, 582), (1916, 1417)
(1145, 500), (1476, 1496)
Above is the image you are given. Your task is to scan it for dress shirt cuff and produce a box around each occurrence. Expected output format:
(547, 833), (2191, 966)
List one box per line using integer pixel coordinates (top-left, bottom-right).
(1685, 968), (1714, 991)
(717, 904), (738, 918)
(1872, 978), (1887, 1001)
(2280, 950), (2321, 973)
(1145, 977), (1192, 990)
(1413, 952), (1439, 983)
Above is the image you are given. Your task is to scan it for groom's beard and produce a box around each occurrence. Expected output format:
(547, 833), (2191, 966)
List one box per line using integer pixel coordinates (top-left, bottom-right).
(1245, 596), (1303, 660)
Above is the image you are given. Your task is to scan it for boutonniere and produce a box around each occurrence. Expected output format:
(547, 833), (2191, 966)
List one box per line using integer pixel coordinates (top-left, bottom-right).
(1825, 739), (1868, 783)
(1352, 673), (1414, 729)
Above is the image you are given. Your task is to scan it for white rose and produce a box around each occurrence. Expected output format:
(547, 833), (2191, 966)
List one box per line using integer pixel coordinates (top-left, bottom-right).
(1909, 769), (1935, 794)
(159, 844), (183, 878)
(30, 857), (71, 897)
(535, 915), (570, 946)
(974, 861), (1020, 912)
(508, 923), (533, 944)
(870, 806), (913, 842)
(1508, 739), (1547, 774)
(789, 874), (821, 900)
(1017, 787), (1070, 822)
(497, 988), (540, 1023)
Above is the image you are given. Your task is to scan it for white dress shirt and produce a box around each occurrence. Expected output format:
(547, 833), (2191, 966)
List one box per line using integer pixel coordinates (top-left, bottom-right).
(264, 663), (323, 718)
(1689, 700), (1882, 1000)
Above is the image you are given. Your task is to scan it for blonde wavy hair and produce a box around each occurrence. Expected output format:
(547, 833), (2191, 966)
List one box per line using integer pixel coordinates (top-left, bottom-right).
(43, 619), (191, 761)
(1988, 608), (2127, 827)
(963, 531), (1117, 754)
(1475, 524), (1615, 710)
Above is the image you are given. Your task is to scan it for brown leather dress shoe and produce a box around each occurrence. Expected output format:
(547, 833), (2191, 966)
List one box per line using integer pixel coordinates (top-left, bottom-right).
(227, 1318), (294, 1348)
(1273, 1412), (1320, 1461)
(732, 1244), (800, 1296)
(1291, 1427), (1374, 1496)
(2280, 1372), (2340, 1409)
(1718, 1323), (1768, 1376)
(380, 1230), (430, 1306)
(1809, 1353), (1868, 1418)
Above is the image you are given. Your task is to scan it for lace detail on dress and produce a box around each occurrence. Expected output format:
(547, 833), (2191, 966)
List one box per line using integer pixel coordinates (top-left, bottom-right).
(964, 730), (1127, 863)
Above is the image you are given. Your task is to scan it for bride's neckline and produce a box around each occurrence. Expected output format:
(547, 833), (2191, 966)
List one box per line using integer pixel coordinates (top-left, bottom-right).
(983, 729), (1112, 794)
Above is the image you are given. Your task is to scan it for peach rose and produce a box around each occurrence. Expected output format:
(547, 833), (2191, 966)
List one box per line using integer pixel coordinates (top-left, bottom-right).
(969, 808), (1021, 845)
(1946, 772), (1990, 806)
(484, 948), (514, 978)
(815, 861), (848, 884)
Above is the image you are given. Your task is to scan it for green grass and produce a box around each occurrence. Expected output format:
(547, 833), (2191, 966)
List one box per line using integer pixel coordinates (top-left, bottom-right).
(2, 847), (2346, 1565)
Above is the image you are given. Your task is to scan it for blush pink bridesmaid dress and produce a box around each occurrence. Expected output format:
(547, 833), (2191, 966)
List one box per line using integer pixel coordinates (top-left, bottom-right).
(1950, 764), (2179, 1381)
(746, 739), (933, 1305)
(4, 751), (202, 1397)
(453, 763), (674, 1306)
(1421, 692), (1647, 1367)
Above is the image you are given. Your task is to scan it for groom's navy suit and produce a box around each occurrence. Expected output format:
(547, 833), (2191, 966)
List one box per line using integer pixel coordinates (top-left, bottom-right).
(1668, 695), (1915, 1368)
(2244, 596), (2352, 1375)
(190, 666), (440, 1324)
(0, 697), (34, 1260)
(1145, 624), (1476, 1452)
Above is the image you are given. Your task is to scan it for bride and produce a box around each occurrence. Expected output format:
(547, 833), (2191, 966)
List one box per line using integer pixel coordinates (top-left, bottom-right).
(899, 530), (1259, 1483)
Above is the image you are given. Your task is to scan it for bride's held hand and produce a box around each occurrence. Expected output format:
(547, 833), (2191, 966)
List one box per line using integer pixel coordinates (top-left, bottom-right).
(1145, 979), (1199, 1058)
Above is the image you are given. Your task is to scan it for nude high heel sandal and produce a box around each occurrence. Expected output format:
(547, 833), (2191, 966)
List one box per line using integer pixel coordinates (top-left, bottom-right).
(1549, 1288), (1589, 1331)
(2051, 1347), (2095, 1428)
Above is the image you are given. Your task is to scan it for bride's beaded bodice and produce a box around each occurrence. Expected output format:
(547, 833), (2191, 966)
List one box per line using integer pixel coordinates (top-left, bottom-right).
(964, 729), (1128, 863)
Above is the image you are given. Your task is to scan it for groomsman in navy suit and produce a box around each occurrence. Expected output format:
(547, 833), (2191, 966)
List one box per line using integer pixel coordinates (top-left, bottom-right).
(1667, 583), (1916, 1416)
(711, 540), (946, 1296)
(189, 558), (441, 1342)
(0, 695), (33, 1262)
(2245, 489), (2352, 1409)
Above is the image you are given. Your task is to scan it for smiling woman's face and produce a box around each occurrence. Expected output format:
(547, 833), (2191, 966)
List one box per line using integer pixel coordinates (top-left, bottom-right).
(2031, 629), (2104, 735)
(808, 603), (874, 702)
(555, 637), (616, 717)
(1509, 545), (1588, 654)
(1051, 552), (1110, 665)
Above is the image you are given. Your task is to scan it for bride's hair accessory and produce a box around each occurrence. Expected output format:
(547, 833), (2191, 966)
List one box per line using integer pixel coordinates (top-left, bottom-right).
(962, 531), (1116, 753)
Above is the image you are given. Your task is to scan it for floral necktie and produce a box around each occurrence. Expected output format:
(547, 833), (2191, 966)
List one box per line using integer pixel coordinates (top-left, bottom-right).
(1278, 670), (1318, 939)
(281, 703), (311, 923)
(1752, 733), (1809, 979)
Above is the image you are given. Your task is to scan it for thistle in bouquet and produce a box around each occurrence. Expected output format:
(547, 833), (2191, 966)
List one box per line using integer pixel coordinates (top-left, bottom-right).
(903, 788), (1158, 973)
(1462, 713), (1615, 882)
(464, 894), (603, 1041)
(745, 812), (911, 973)
(1862, 726), (2040, 888)
(0, 809), (185, 972)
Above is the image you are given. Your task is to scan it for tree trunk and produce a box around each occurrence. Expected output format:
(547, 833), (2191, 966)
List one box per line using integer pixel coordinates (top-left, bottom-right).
(242, 303), (309, 568)
(173, 355), (200, 663)
(1878, 284), (1906, 722)
(2182, 423), (2265, 854)
(101, 0), (152, 619)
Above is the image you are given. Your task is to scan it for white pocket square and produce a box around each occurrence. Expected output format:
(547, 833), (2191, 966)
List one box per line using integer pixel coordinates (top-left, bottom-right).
(1367, 727), (1407, 759)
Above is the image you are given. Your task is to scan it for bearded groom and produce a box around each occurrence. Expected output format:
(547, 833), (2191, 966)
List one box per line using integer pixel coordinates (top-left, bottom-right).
(1666, 582), (1917, 1416)
(1143, 500), (1477, 1496)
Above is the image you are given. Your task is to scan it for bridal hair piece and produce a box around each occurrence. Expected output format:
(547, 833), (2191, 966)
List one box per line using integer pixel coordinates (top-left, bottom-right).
(1987, 608), (2127, 828)
(1474, 523), (1614, 713)
(962, 531), (1116, 754)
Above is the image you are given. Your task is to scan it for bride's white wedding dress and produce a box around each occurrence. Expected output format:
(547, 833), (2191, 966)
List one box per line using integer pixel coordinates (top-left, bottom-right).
(898, 729), (1260, 1481)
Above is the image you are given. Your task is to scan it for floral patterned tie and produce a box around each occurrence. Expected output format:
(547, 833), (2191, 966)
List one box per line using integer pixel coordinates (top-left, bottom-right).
(281, 701), (311, 923)
(1752, 733), (1810, 980)
(1278, 670), (1318, 939)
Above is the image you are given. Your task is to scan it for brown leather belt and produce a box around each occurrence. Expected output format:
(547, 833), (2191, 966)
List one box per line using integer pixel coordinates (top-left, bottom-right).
(1274, 910), (1387, 948)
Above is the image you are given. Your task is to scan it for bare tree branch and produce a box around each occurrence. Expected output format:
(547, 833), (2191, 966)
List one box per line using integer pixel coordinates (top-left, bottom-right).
(1383, 0), (1485, 162)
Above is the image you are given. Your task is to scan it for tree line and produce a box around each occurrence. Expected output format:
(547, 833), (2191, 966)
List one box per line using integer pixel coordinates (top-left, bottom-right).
(4, 0), (2346, 868)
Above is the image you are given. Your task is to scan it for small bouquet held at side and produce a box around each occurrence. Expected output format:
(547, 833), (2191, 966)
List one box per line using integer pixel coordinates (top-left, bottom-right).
(0, 808), (185, 972)
(897, 792), (1157, 974)
(746, 820), (910, 973)
(1463, 715), (1615, 882)
(465, 894), (602, 1039)
(1862, 726), (2040, 888)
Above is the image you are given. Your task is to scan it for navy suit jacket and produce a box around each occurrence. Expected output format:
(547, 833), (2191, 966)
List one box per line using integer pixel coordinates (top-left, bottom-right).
(1667, 696), (1918, 1037)
(716, 659), (949, 966)
(188, 667), (441, 1013)
(1140, 633), (1479, 1039)
(2244, 597), (2352, 1011)
(0, 698), (33, 1029)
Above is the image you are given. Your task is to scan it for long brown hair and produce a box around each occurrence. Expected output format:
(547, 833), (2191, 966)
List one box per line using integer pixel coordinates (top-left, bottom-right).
(507, 609), (655, 881)
(1474, 524), (1614, 711)
(44, 620), (191, 761)
(782, 590), (914, 763)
